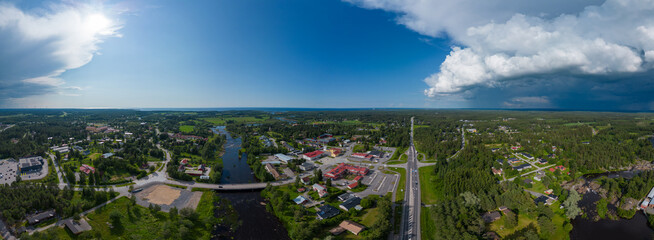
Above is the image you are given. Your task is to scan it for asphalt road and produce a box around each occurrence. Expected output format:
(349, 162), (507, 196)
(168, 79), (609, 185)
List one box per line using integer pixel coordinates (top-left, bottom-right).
(401, 117), (420, 240)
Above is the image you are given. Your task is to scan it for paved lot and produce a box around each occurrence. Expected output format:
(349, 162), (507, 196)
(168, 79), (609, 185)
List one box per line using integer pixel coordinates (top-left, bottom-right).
(20, 159), (49, 181)
(0, 159), (18, 185)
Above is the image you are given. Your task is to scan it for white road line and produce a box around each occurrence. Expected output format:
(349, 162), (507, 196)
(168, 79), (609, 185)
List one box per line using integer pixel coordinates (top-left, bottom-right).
(375, 176), (387, 192)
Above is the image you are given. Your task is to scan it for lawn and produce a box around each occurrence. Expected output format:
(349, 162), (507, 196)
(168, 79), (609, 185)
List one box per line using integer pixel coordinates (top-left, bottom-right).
(419, 165), (441, 205)
(179, 125), (195, 133)
(52, 196), (213, 239)
(388, 167), (406, 202)
(360, 207), (380, 227)
(490, 213), (537, 237)
(421, 207), (436, 240)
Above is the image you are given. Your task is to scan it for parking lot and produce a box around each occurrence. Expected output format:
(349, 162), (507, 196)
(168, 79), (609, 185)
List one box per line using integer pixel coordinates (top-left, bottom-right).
(0, 159), (18, 185)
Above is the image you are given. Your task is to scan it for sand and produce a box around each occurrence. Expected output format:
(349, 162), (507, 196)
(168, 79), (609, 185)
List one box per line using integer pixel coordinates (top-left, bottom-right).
(145, 185), (181, 205)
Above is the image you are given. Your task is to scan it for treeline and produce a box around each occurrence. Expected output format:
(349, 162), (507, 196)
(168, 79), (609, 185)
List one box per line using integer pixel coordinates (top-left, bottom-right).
(0, 183), (116, 225)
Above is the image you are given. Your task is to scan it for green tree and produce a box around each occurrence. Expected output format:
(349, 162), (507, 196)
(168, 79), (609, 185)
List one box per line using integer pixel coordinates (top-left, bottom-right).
(563, 190), (582, 219)
(504, 210), (517, 229)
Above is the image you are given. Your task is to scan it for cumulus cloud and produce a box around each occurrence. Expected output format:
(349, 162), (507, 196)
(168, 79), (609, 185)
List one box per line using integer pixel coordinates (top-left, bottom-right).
(348, 0), (654, 105)
(0, 2), (121, 101)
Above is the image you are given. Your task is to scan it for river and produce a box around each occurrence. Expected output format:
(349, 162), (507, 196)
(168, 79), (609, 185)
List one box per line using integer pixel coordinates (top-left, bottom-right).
(211, 126), (255, 184)
(210, 126), (290, 240)
(570, 172), (654, 239)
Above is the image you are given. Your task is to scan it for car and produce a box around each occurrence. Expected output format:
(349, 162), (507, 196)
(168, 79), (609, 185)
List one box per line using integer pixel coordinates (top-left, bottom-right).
(131, 188), (144, 193)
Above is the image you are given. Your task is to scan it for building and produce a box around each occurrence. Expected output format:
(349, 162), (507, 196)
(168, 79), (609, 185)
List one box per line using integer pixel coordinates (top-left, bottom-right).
(347, 181), (359, 189)
(507, 158), (520, 164)
(63, 218), (92, 235)
(337, 193), (352, 202)
(326, 148), (343, 157)
(299, 162), (315, 171)
(101, 153), (114, 158)
(482, 211), (501, 223)
(492, 167), (503, 175)
(534, 172), (546, 181)
(339, 220), (365, 235)
(51, 146), (69, 153)
(185, 169), (203, 176)
(180, 158), (190, 165)
(350, 153), (372, 160)
(19, 156), (44, 173)
(302, 150), (325, 161)
(265, 163), (281, 179)
(261, 160), (282, 165)
(301, 176), (311, 185)
(537, 158), (548, 164)
(513, 163), (532, 171)
(520, 153), (534, 160)
(79, 164), (96, 175)
(498, 206), (513, 216)
(27, 209), (56, 225)
(339, 197), (361, 211)
(368, 150), (384, 158)
(293, 195), (308, 205)
(313, 183), (328, 198)
(317, 205), (340, 220)
(274, 153), (293, 163)
(324, 163), (369, 180)
(511, 145), (522, 150)
(491, 148), (500, 153)
(535, 195), (555, 205)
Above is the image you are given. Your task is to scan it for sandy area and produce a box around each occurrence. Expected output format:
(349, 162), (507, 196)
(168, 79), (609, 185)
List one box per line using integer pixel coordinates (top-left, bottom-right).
(185, 192), (203, 210)
(145, 185), (181, 205)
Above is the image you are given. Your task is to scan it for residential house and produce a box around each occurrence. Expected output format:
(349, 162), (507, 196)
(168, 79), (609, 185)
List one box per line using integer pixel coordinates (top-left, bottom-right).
(339, 220), (365, 235)
(492, 167), (503, 175)
(313, 184), (328, 198)
(301, 177), (311, 185)
(265, 163), (282, 179)
(520, 153), (534, 160)
(79, 164), (96, 175)
(101, 153), (114, 158)
(317, 205), (340, 220)
(27, 210), (56, 225)
(293, 196), (308, 205)
(482, 211), (501, 223)
(337, 193), (352, 202)
(507, 158), (520, 164)
(513, 163), (532, 171)
(63, 218), (92, 235)
(339, 197), (361, 211)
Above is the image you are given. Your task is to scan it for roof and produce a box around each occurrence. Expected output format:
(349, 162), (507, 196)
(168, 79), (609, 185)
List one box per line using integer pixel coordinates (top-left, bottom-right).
(19, 156), (43, 169)
(303, 150), (324, 158)
(102, 153), (114, 158)
(339, 220), (365, 235)
(312, 183), (326, 192)
(340, 197), (361, 210)
(368, 150), (383, 157)
(317, 205), (340, 219)
(482, 211), (501, 223)
(274, 153), (293, 162)
(293, 196), (307, 205)
(63, 218), (92, 234)
(27, 210), (56, 225)
(79, 164), (95, 174)
(338, 193), (352, 201)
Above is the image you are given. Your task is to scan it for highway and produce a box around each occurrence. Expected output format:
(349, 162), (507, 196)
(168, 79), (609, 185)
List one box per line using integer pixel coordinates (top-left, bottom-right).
(400, 117), (421, 240)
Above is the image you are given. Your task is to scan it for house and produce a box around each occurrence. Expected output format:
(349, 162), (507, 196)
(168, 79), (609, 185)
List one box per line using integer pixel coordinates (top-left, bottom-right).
(302, 150), (325, 161)
(299, 162), (315, 171)
(507, 158), (520, 164)
(496, 159), (505, 165)
(492, 167), (503, 175)
(347, 181), (359, 189)
(466, 128), (477, 133)
(79, 164), (96, 175)
(339, 220), (365, 235)
(274, 153), (293, 164)
(511, 145), (522, 150)
(324, 163), (369, 180)
(301, 177), (311, 185)
(313, 184), (328, 198)
(180, 158), (190, 165)
(18, 156), (44, 173)
(549, 165), (566, 172)
(533, 171), (545, 181)
(327, 148), (343, 157)
(293, 195), (308, 205)
(101, 153), (114, 158)
(548, 154), (556, 159)
(368, 150), (384, 158)
(185, 169), (203, 176)
(353, 175), (363, 182)
(317, 205), (340, 220)
(482, 211), (501, 223)
(520, 153), (534, 160)
(513, 163), (532, 171)
(27, 209), (56, 225)
(329, 226), (346, 236)
(339, 197), (361, 211)
(63, 218), (92, 235)
(537, 158), (548, 164)
(535, 195), (555, 205)
(491, 148), (500, 153)
(544, 189), (554, 195)
(337, 193), (352, 202)
(523, 179), (533, 185)
(265, 163), (282, 179)
(351, 153), (372, 160)
(297, 187), (306, 193)
(498, 206), (513, 216)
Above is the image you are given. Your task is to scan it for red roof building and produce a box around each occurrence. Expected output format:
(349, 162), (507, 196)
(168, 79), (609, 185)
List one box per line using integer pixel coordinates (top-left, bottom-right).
(180, 158), (189, 165)
(79, 164), (95, 175)
(353, 175), (363, 182)
(324, 163), (369, 180)
(347, 182), (359, 189)
(302, 150), (325, 161)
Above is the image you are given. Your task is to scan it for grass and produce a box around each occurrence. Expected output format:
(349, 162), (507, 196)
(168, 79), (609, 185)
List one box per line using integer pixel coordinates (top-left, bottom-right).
(389, 147), (407, 161)
(164, 183), (188, 189)
(114, 182), (135, 187)
(490, 213), (537, 237)
(399, 154), (408, 161)
(88, 153), (101, 161)
(196, 192), (214, 220)
(421, 207), (436, 240)
(179, 125), (195, 133)
(419, 165), (441, 205)
(360, 207), (380, 227)
(191, 187), (214, 192)
(389, 167), (406, 202)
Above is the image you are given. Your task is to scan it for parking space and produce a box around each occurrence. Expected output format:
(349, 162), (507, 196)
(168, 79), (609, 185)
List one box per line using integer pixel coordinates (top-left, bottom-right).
(0, 159), (18, 185)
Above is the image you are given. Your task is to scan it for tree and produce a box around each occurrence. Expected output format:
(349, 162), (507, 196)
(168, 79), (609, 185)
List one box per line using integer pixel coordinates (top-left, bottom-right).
(169, 206), (178, 220)
(326, 178), (332, 187)
(504, 210), (517, 229)
(537, 216), (555, 238)
(109, 210), (122, 226)
(563, 189), (582, 219)
(597, 198), (608, 219)
(460, 191), (480, 208)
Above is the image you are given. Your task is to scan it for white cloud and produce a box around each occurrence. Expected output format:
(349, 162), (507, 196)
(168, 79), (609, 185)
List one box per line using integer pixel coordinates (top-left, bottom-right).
(0, 2), (121, 100)
(348, 0), (654, 97)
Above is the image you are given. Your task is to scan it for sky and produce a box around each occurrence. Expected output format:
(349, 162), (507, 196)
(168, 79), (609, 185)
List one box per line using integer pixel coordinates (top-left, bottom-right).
(1, 0), (654, 110)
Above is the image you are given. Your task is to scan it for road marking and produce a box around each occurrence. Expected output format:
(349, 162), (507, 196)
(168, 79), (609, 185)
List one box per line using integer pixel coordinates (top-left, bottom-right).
(375, 176), (387, 192)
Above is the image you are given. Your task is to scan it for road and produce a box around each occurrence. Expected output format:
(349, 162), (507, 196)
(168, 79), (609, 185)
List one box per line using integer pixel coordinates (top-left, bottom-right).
(400, 117), (420, 240)
(447, 125), (466, 160)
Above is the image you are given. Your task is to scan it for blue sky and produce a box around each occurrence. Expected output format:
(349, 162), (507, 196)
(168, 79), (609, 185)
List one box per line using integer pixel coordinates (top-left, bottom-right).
(2, 0), (654, 110)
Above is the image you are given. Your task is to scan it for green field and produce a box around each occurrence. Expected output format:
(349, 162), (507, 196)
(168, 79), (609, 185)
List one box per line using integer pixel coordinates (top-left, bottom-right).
(179, 125), (195, 133)
(419, 165), (441, 205)
(201, 116), (270, 125)
(388, 167), (406, 202)
(421, 207), (436, 240)
(51, 194), (214, 239)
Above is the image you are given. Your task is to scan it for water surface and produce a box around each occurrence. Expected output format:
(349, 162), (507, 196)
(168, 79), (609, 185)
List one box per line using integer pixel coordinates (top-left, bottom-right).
(212, 126), (255, 184)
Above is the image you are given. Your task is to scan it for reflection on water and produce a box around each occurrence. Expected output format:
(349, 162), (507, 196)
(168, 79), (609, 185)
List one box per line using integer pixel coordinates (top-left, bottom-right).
(211, 126), (255, 184)
(214, 191), (291, 240)
(571, 191), (654, 240)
